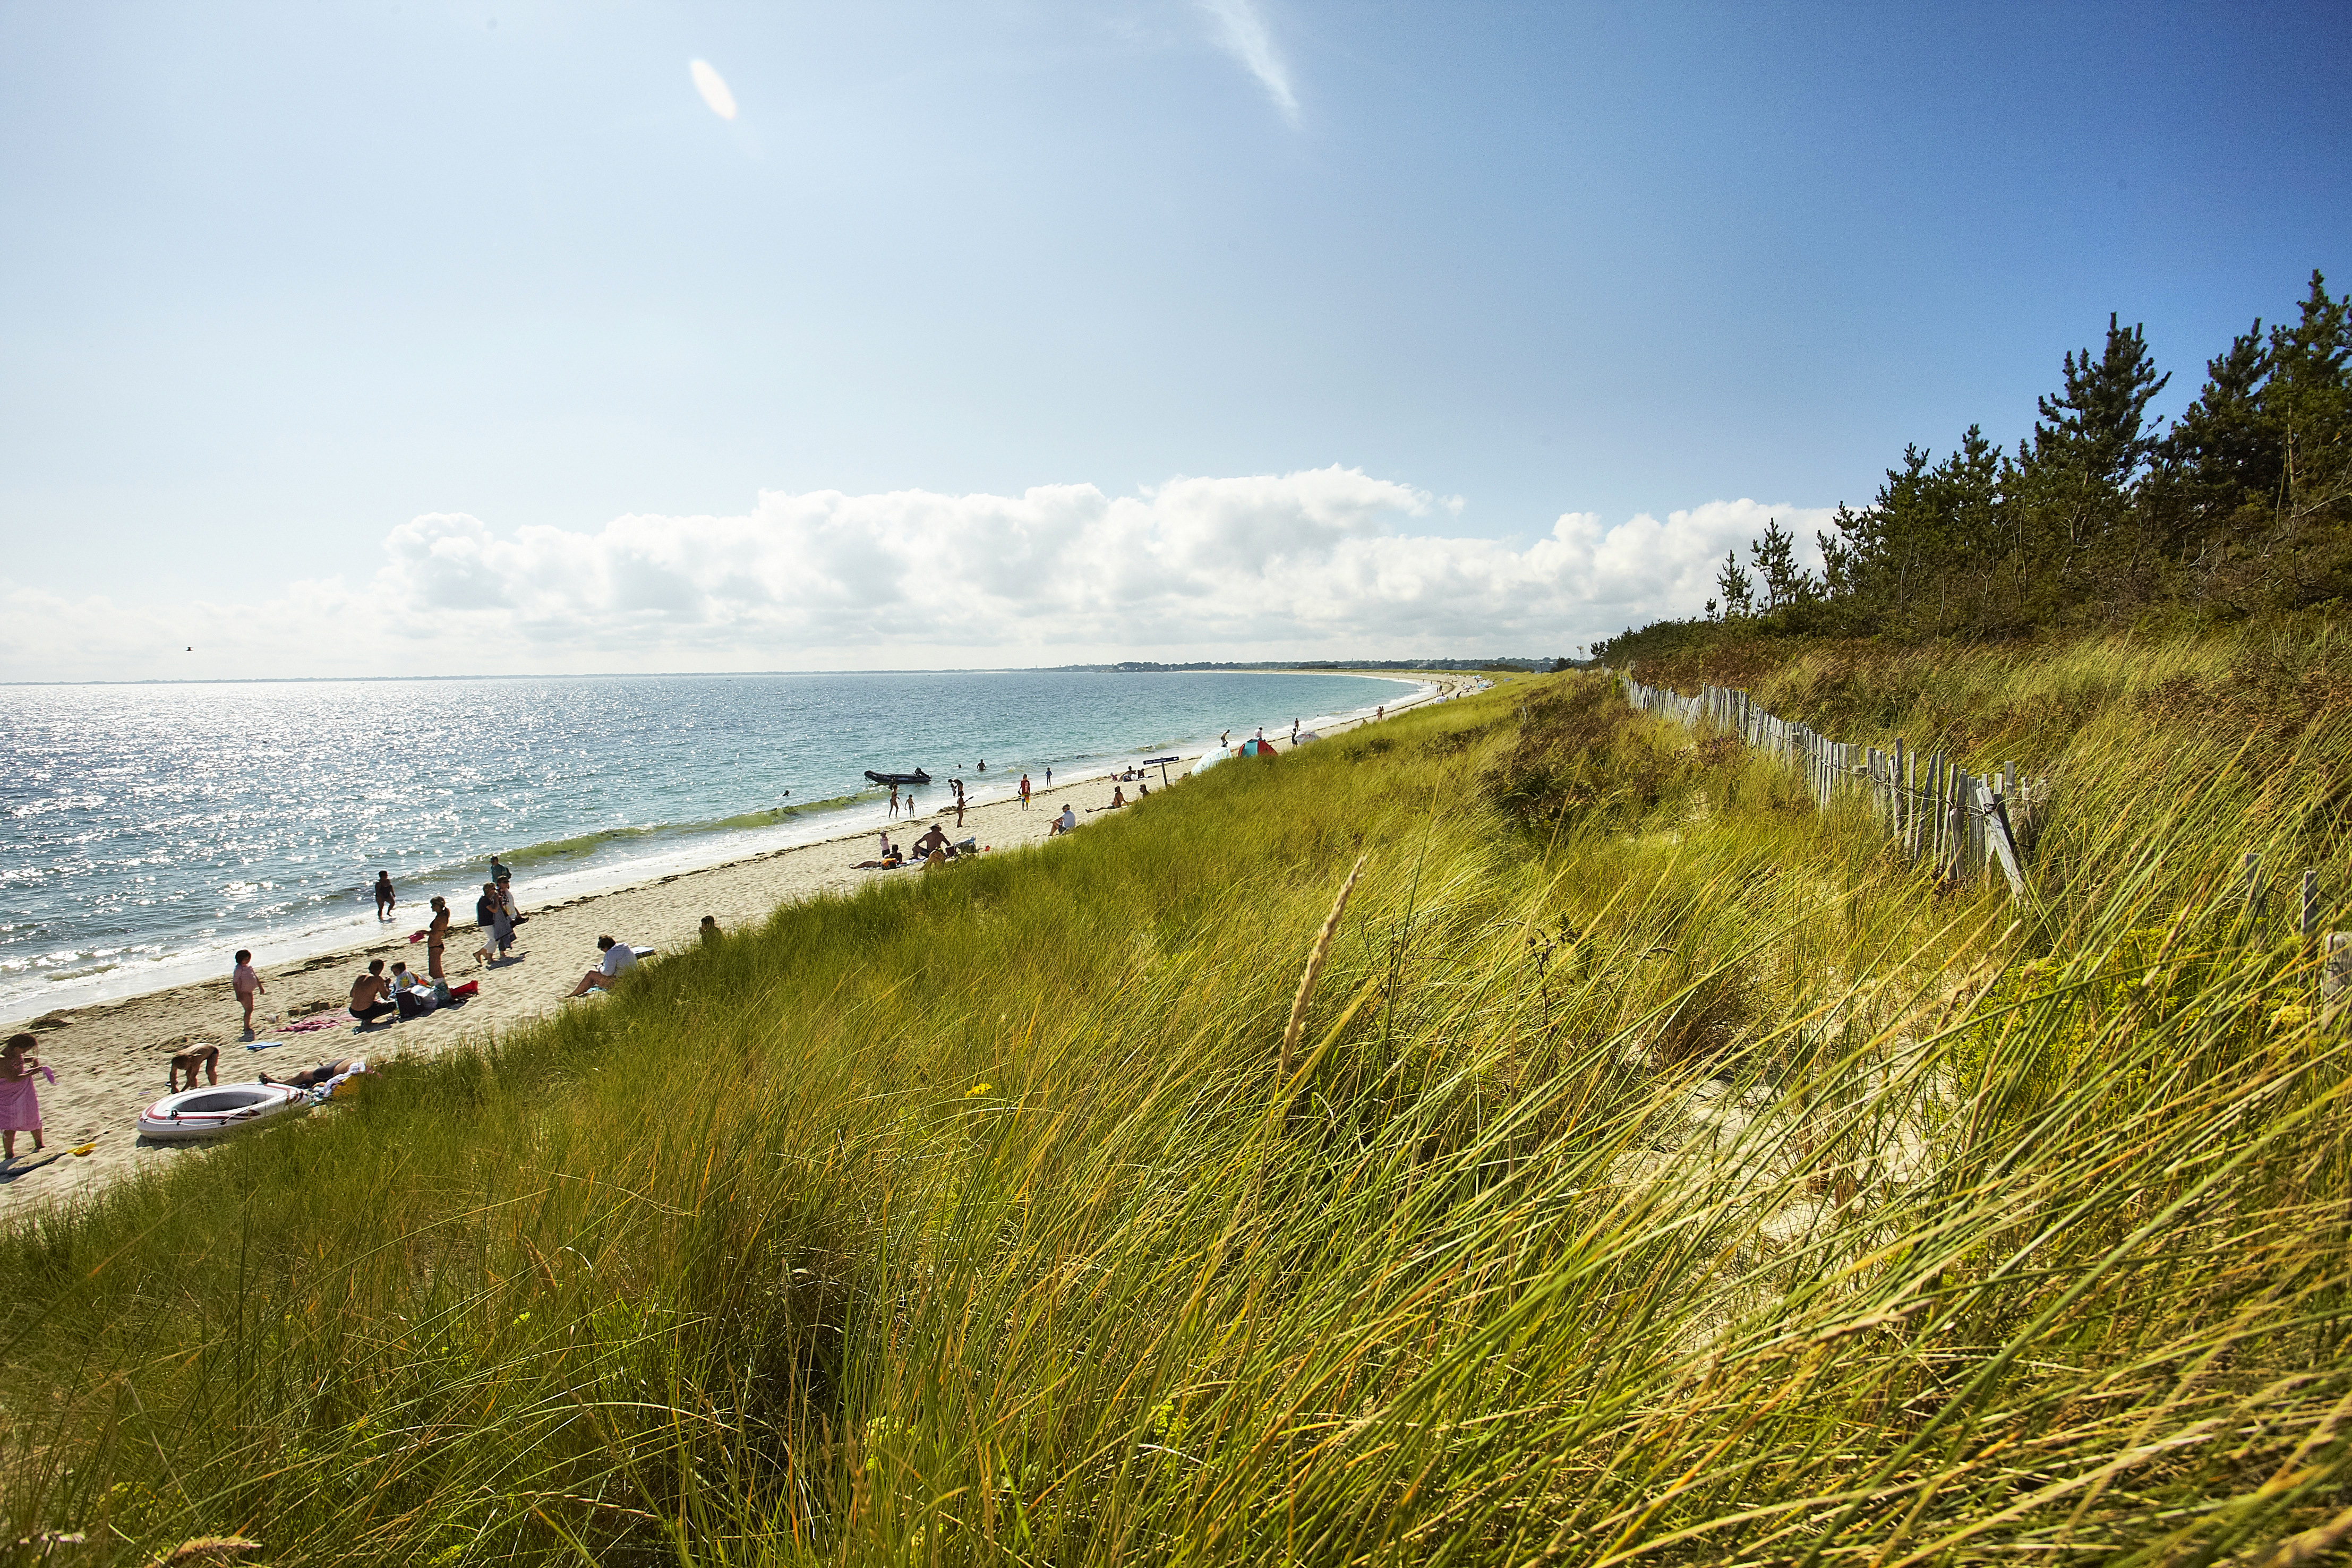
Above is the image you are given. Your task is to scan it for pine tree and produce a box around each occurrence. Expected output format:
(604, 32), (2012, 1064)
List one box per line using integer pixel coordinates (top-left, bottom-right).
(1715, 550), (1754, 618)
(2026, 313), (2172, 492)
(1747, 517), (1815, 611)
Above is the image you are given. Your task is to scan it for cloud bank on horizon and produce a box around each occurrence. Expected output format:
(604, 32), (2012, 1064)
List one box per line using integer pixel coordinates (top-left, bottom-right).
(0, 470), (1828, 681)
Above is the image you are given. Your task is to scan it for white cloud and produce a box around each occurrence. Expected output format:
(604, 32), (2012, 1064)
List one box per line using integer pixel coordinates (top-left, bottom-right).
(0, 472), (1832, 681)
(690, 59), (737, 121)
(1200, 0), (1298, 124)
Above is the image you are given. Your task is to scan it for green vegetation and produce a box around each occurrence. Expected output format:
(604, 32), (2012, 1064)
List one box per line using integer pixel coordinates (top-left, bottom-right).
(1614, 271), (2351, 652)
(6, 626), (2352, 1564)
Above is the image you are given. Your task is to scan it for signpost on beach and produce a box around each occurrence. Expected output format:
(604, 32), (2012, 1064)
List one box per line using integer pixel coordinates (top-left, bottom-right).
(1142, 755), (1179, 787)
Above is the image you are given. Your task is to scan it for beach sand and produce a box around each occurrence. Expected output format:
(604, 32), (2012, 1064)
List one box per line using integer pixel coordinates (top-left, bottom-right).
(0, 677), (1470, 1222)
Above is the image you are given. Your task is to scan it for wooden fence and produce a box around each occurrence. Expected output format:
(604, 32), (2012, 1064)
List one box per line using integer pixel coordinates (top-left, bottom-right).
(1619, 675), (2042, 899)
(1614, 674), (2352, 1016)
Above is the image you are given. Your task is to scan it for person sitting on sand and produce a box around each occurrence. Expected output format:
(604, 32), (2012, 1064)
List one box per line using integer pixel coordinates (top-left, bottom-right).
(567, 936), (639, 997)
(1050, 804), (1077, 835)
(1108, 786), (1126, 809)
(700, 914), (722, 949)
(1, 1033), (55, 1160)
(912, 822), (951, 860)
(389, 963), (436, 1019)
(262, 1057), (365, 1091)
(351, 960), (396, 1026)
(168, 1041), (220, 1091)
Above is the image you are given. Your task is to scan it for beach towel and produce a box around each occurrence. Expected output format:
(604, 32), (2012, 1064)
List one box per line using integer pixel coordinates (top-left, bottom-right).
(0, 1065), (54, 1132)
(448, 980), (480, 999)
(280, 1015), (344, 1035)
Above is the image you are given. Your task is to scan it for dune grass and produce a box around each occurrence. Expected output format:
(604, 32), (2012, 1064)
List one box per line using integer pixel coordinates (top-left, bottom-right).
(4, 628), (2350, 1565)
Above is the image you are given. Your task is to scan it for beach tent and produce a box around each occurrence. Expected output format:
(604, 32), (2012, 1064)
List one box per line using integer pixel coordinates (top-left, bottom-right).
(1237, 737), (1279, 758)
(1192, 748), (1227, 776)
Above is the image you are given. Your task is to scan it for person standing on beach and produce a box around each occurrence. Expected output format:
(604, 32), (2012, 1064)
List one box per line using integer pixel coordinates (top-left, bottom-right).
(888, 784), (900, 820)
(426, 896), (450, 980)
(1044, 767), (1051, 786)
(1290, 718), (1300, 743)
(1, 1034), (55, 1160)
(490, 853), (510, 886)
(1375, 705), (1384, 722)
(474, 882), (512, 965)
(374, 871), (396, 920)
(954, 791), (967, 829)
(232, 949), (264, 1038)
(1019, 773), (1031, 809)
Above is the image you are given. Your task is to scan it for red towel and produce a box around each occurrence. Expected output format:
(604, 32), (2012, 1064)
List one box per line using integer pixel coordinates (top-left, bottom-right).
(449, 980), (480, 998)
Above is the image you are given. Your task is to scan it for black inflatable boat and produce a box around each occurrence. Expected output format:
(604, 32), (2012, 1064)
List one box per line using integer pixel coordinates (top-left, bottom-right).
(864, 768), (932, 787)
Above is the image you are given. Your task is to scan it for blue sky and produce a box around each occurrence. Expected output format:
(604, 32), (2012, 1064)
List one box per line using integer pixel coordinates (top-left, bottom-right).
(3, 2), (2346, 678)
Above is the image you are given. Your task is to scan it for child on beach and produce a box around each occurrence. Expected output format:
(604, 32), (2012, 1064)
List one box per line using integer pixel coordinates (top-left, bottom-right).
(169, 1042), (220, 1091)
(1, 1033), (55, 1159)
(232, 949), (264, 1038)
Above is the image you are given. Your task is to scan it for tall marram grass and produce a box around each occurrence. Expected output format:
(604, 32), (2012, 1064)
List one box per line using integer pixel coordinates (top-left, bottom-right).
(5, 627), (2351, 1565)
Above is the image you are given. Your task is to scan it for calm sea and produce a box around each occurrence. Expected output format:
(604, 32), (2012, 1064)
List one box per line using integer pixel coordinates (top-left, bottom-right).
(0, 669), (1416, 1016)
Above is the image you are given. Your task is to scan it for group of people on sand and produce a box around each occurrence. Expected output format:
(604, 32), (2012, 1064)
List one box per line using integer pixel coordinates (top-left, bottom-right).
(856, 819), (973, 870)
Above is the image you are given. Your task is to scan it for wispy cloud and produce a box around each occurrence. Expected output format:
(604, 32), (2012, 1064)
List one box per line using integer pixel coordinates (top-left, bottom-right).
(0, 473), (1830, 680)
(689, 59), (737, 121)
(1200, 0), (1298, 125)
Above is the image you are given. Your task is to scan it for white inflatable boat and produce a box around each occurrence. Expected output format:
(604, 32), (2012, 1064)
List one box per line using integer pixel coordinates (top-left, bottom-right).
(138, 1082), (310, 1143)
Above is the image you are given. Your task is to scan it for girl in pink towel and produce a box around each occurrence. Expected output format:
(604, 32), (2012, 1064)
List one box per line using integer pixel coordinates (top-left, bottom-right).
(1, 1033), (56, 1159)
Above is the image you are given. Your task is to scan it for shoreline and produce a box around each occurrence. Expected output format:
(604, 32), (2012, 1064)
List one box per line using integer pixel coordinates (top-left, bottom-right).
(2, 669), (1430, 1020)
(0, 673), (1472, 1221)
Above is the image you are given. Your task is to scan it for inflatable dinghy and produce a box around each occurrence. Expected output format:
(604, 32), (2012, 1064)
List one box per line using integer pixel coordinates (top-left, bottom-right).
(863, 768), (932, 787)
(138, 1083), (309, 1143)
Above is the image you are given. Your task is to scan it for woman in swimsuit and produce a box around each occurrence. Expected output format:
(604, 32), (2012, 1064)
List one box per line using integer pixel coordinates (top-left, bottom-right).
(426, 896), (450, 980)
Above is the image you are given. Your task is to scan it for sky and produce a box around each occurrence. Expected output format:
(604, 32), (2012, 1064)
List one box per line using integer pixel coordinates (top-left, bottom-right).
(3, 1), (2347, 680)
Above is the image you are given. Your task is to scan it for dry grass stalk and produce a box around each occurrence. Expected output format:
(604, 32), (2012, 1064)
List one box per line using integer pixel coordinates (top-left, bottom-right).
(1281, 854), (1368, 1079)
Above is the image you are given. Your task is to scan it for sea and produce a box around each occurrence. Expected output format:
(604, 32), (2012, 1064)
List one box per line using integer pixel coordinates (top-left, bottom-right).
(0, 669), (1419, 1018)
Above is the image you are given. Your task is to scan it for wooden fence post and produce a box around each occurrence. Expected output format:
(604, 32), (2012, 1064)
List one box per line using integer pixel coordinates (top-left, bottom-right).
(1988, 788), (2026, 897)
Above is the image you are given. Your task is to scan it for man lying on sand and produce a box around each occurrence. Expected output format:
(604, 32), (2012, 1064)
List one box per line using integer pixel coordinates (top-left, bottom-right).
(566, 935), (639, 997)
(262, 1057), (365, 1091)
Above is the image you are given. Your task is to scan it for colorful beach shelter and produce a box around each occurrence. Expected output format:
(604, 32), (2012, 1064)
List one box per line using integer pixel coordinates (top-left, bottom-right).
(1237, 737), (1279, 758)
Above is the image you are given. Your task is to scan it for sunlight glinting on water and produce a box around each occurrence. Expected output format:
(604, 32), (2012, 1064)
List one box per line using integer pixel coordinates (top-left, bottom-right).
(0, 669), (1413, 1012)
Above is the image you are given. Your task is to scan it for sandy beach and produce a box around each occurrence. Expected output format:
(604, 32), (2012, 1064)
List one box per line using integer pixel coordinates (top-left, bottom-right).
(0, 676), (1472, 1222)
